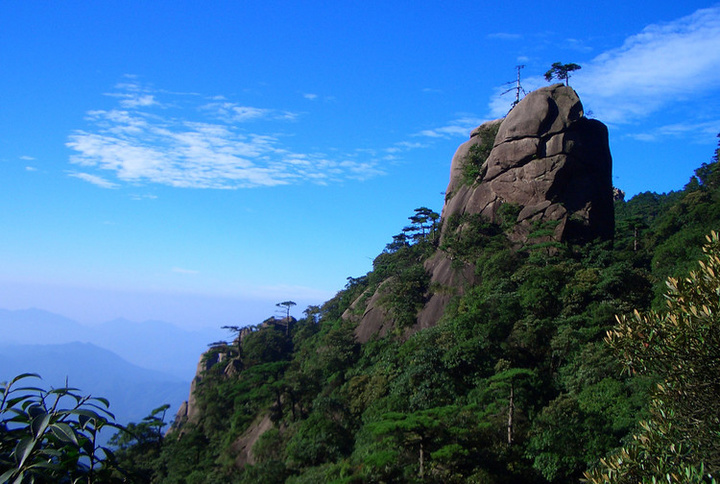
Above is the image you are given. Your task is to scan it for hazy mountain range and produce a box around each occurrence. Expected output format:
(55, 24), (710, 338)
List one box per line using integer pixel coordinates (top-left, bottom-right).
(0, 307), (227, 428)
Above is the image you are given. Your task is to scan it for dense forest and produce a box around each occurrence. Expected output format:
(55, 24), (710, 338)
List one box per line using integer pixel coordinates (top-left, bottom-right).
(2, 137), (720, 483)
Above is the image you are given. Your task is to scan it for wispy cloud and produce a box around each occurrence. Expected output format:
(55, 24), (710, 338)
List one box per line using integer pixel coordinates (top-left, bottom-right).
(483, 5), (720, 136)
(200, 102), (273, 122)
(130, 193), (158, 201)
(20, 155), (35, 161)
(563, 38), (593, 53)
(303, 93), (318, 100)
(67, 82), (386, 189)
(415, 116), (489, 139)
(68, 172), (119, 189)
(625, 120), (720, 142)
(573, 5), (720, 124)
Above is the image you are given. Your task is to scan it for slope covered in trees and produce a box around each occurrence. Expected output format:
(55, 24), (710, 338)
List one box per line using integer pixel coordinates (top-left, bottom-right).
(91, 137), (720, 483)
(4, 137), (720, 482)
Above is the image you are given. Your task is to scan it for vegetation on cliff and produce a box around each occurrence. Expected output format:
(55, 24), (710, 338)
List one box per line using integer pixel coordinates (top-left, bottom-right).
(79, 136), (719, 483)
(4, 138), (720, 482)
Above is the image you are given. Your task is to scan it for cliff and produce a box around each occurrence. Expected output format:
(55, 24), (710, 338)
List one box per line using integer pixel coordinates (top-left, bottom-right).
(351, 84), (614, 342)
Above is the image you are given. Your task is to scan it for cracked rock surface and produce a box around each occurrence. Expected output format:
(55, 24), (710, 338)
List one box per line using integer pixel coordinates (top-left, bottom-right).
(443, 83), (613, 245)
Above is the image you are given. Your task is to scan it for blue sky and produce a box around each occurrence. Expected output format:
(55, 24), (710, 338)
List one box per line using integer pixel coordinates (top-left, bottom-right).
(1, 1), (719, 330)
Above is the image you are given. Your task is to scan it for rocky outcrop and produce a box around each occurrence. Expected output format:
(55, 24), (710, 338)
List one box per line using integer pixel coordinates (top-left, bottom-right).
(168, 350), (227, 433)
(443, 84), (613, 243)
(169, 317), (296, 434)
(347, 282), (392, 343)
(417, 84), (613, 330)
(351, 84), (614, 341)
(231, 413), (274, 467)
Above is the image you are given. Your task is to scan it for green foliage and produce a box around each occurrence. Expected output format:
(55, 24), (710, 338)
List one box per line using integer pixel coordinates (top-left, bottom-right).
(439, 212), (505, 265)
(497, 202), (522, 231)
(0, 373), (124, 484)
(461, 122), (500, 186)
(108, 137), (720, 483)
(285, 412), (352, 468)
(242, 326), (292, 367)
(544, 62), (581, 86)
(585, 233), (720, 482)
(108, 404), (169, 481)
(379, 263), (430, 329)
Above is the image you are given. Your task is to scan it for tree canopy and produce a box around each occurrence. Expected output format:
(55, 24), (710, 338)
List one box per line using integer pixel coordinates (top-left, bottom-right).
(544, 62), (582, 86)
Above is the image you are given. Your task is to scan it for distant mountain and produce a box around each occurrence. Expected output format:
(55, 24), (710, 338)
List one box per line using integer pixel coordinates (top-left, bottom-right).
(89, 317), (221, 379)
(0, 308), (224, 379)
(0, 307), (84, 344)
(0, 342), (189, 429)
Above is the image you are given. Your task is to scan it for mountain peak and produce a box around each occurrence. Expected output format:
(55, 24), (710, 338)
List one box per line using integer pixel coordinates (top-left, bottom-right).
(443, 84), (613, 246)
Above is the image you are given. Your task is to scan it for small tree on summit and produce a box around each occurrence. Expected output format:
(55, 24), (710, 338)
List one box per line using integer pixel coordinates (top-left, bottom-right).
(276, 300), (297, 319)
(544, 62), (581, 86)
(276, 300), (297, 335)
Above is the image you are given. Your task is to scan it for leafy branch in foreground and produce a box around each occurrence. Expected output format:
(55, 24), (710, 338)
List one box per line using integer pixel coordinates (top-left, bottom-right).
(0, 373), (125, 484)
(585, 232), (720, 483)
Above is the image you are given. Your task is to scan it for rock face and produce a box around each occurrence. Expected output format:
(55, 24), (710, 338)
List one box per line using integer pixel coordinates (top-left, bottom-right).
(417, 84), (613, 329)
(351, 84), (614, 341)
(443, 83), (613, 243)
(168, 350), (226, 433)
(231, 413), (274, 467)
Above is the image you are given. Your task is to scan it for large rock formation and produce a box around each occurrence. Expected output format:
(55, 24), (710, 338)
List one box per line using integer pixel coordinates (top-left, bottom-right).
(351, 84), (614, 341)
(442, 83), (613, 243)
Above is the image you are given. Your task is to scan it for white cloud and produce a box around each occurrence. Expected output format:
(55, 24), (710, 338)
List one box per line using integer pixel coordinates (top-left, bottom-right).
(626, 120), (720, 142)
(68, 172), (119, 189)
(67, 82), (386, 189)
(130, 193), (158, 201)
(563, 38), (593, 53)
(201, 102), (272, 122)
(303, 93), (318, 100)
(25, 166), (37, 172)
(20, 155), (35, 161)
(385, 141), (426, 154)
(120, 94), (157, 108)
(573, 5), (720, 124)
(416, 116), (490, 139)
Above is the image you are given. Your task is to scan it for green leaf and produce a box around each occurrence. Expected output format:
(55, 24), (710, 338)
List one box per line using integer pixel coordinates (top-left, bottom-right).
(11, 470), (25, 484)
(84, 402), (115, 419)
(0, 468), (17, 483)
(14, 436), (36, 468)
(9, 385), (46, 395)
(80, 437), (95, 456)
(50, 422), (79, 445)
(30, 413), (51, 439)
(26, 403), (46, 420)
(9, 373), (42, 385)
(4, 395), (36, 410)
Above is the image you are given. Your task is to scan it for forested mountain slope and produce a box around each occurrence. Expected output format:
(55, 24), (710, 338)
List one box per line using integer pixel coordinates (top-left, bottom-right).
(113, 94), (720, 483)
